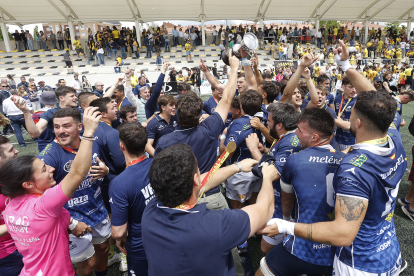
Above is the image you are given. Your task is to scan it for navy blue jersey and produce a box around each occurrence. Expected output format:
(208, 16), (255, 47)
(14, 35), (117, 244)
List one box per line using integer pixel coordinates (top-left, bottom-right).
(393, 96), (402, 116)
(39, 107), (60, 145)
(94, 122), (126, 185)
(392, 111), (401, 131)
(142, 198), (250, 276)
(112, 97), (132, 129)
(281, 145), (345, 266)
(146, 114), (178, 149)
(334, 95), (356, 145)
(109, 158), (153, 258)
(225, 115), (262, 164)
(37, 140), (107, 227)
(203, 96), (232, 129)
(268, 131), (302, 219)
(323, 104), (337, 119)
(333, 134), (406, 273)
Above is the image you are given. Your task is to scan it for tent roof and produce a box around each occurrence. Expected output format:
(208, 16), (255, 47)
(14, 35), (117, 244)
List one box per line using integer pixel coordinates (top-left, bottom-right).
(0, 0), (413, 26)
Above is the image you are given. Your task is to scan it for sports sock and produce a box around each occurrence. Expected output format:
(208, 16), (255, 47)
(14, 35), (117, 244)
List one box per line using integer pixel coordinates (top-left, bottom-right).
(108, 245), (115, 259)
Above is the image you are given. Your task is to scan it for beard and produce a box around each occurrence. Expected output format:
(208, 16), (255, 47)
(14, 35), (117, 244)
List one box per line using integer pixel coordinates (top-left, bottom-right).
(349, 124), (356, 138)
(269, 127), (279, 140)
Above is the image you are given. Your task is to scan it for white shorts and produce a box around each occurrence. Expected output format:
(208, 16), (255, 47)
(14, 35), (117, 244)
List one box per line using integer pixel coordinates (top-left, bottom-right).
(333, 254), (401, 276)
(226, 171), (262, 203)
(262, 233), (284, 246)
(69, 215), (112, 263)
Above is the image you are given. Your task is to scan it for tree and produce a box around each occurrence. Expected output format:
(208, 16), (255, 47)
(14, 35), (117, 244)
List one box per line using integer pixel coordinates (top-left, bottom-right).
(384, 22), (402, 33)
(0, 25), (11, 41)
(312, 21), (340, 35)
(33, 26), (38, 36)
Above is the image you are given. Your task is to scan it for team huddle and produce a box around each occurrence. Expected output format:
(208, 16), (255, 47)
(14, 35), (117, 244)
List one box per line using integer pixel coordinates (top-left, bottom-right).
(0, 40), (410, 276)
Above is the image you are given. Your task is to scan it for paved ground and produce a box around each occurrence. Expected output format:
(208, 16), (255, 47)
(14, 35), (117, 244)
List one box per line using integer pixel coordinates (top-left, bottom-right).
(4, 99), (414, 275)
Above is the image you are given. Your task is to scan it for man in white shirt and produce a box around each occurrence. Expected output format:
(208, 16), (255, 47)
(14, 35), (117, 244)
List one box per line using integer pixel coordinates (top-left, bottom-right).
(212, 27), (218, 45)
(190, 30), (197, 50)
(400, 41), (407, 57)
(3, 89), (33, 148)
(71, 73), (82, 94)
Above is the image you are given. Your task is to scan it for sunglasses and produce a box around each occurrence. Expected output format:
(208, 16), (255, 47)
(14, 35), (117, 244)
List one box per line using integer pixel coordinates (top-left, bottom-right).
(1, 86), (7, 88)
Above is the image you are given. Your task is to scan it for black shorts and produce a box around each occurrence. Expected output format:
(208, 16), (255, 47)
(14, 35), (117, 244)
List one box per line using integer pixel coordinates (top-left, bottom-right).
(65, 61), (72, 67)
(265, 242), (333, 276)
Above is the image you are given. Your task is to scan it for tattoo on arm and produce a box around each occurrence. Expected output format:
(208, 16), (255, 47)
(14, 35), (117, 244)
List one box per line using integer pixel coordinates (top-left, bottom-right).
(338, 196), (367, 221)
(307, 225), (313, 242)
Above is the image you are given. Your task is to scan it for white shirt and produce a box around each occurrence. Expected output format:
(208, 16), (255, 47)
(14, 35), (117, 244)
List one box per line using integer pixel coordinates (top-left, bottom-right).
(3, 97), (33, 116)
(355, 30), (360, 36)
(356, 53), (362, 60)
(315, 31), (322, 38)
(179, 31), (184, 37)
(72, 79), (82, 93)
(213, 29), (217, 36)
(279, 35), (287, 42)
(400, 42), (406, 49)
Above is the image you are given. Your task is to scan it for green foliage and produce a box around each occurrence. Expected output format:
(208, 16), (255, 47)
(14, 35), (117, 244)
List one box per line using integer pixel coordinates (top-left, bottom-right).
(312, 21), (341, 34)
(33, 26), (38, 35)
(384, 22), (401, 33)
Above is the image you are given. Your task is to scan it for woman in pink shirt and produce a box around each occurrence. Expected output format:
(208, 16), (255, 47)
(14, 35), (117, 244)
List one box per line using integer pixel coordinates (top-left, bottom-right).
(0, 106), (101, 276)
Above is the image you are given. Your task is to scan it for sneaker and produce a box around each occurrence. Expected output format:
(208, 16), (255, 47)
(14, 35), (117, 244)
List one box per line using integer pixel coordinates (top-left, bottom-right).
(20, 144), (26, 148)
(400, 259), (408, 273)
(107, 252), (122, 267)
(402, 205), (414, 222)
(119, 252), (128, 272)
(237, 241), (251, 254)
(398, 197), (411, 206)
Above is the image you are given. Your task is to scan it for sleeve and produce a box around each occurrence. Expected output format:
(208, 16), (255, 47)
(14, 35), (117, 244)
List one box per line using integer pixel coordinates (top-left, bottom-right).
(408, 115), (414, 137)
(145, 73), (165, 119)
(146, 119), (157, 139)
(40, 109), (52, 122)
(280, 154), (295, 193)
(107, 132), (126, 172)
(224, 121), (245, 148)
(220, 209), (251, 254)
(203, 100), (211, 115)
(108, 179), (129, 226)
(273, 144), (291, 173)
(328, 94), (334, 106)
(334, 165), (371, 201)
(36, 183), (71, 217)
(125, 86), (139, 108)
(38, 148), (58, 168)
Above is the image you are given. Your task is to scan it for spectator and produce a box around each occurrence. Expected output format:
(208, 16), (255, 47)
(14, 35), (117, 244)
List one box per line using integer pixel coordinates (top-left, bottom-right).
(63, 50), (73, 70)
(72, 36), (85, 59)
(17, 77), (29, 91)
(20, 30), (27, 50)
(40, 31), (47, 50)
(82, 76), (93, 92)
(133, 76), (150, 96)
(97, 44), (105, 66)
(49, 30), (57, 49)
(71, 73), (82, 94)
(37, 80), (52, 92)
(26, 30), (34, 50)
(57, 30), (64, 50)
(93, 82), (105, 97)
(12, 30), (23, 51)
(257, 28), (264, 49)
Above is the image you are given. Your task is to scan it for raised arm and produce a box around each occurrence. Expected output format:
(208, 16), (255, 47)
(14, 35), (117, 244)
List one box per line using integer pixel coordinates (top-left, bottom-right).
(241, 49), (257, 90)
(103, 77), (125, 99)
(215, 50), (239, 122)
(124, 70), (139, 108)
(334, 40), (375, 94)
(61, 107), (101, 198)
(13, 98), (47, 138)
(251, 54), (263, 86)
(145, 61), (169, 118)
(303, 67), (318, 108)
(199, 59), (225, 92)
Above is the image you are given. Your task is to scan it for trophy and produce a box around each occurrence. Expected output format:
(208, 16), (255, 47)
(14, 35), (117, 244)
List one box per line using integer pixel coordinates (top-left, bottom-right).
(221, 33), (259, 66)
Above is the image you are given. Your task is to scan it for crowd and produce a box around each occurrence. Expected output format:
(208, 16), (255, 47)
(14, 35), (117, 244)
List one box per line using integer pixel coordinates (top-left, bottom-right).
(0, 37), (413, 276)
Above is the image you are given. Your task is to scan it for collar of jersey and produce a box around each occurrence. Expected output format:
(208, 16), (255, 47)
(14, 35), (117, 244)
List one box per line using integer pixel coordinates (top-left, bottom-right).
(317, 144), (335, 150)
(351, 135), (394, 156)
(157, 203), (202, 213)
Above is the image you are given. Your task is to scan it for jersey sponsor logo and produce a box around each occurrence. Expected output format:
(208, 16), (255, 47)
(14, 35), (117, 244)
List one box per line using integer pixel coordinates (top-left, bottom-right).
(38, 144), (52, 156)
(350, 154), (367, 167)
(68, 195), (89, 208)
(211, 108), (216, 113)
(228, 134), (237, 143)
(308, 155), (341, 164)
(291, 135), (299, 147)
(344, 168), (355, 174)
(64, 160), (73, 172)
(242, 124), (250, 130)
(109, 198), (113, 204)
(390, 153), (396, 160)
(379, 154), (405, 179)
(158, 124), (166, 131)
(385, 210), (394, 222)
(6, 215), (29, 233)
(142, 183), (155, 205)
(276, 154), (287, 166)
(235, 131), (241, 135)
(94, 186), (101, 198)
(341, 177), (359, 187)
(173, 121), (177, 127)
(313, 243), (331, 249)
(86, 207), (98, 216)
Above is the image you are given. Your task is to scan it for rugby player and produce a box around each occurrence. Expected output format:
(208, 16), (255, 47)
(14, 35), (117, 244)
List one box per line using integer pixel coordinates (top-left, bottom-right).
(301, 74), (335, 110)
(258, 40), (408, 276)
(36, 108), (111, 276)
(78, 92), (98, 111)
(119, 106), (139, 123)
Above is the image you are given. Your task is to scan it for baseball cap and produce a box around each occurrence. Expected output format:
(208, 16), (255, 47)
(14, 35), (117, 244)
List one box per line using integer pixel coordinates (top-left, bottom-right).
(373, 76), (382, 82)
(40, 90), (58, 105)
(37, 80), (45, 84)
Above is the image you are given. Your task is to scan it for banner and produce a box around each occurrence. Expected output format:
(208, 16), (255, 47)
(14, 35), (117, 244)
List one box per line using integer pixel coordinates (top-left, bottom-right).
(274, 60), (298, 69)
(151, 82), (179, 96)
(200, 79), (228, 95)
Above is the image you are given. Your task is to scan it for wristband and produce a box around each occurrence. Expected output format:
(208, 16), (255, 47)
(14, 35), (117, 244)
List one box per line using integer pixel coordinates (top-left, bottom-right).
(334, 54), (352, 72)
(283, 215), (292, 221)
(241, 58), (247, 61)
(69, 218), (78, 231)
(235, 162), (242, 173)
(220, 134), (226, 140)
(267, 218), (295, 236)
(242, 61), (249, 67)
(82, 136), (97, 141)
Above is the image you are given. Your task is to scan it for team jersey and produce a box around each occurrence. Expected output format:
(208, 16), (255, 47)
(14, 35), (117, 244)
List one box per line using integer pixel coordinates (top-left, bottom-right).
(392, 112), (401, 131)
(268, 130), (302, 219)
(109, 158), (153, 257)
(203, 96), (232, 129)
(0, 194), (16, 259)
(112, 97), (132, 129)
(39, 107), (61, 145)
(322, 104), (337, 119)
(301, 93), (334, 110)
(334, 95), (356, 145)
(393, 96), (402, 116)
(255, 104), (270, 145)
(281, 145), (345, 266)
(38, 140), (107, 227)
(333, 133), (406, 273)
(94, 122), (126, 185)
(146, 114), (178, 149)
(225, 115), (262, 164)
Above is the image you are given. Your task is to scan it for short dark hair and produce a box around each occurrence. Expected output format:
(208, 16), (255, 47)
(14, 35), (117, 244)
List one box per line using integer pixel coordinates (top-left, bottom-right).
(260, 81), (279, 103)
(78, 92), (95, 105)
(148, 144), (198, 207)
(58, 78), (65, 83)
(267, 102), (298, 131)
(177, 92), (204, 127)
(262, 73), (272, 80)
(118, 122), (147, 156)
(158, 95), (177, 112)
(342, 76), (352, 86)
(0, 155), (36, 197)
(400, 89), (414, 100)
(238, 73), (246, 79)
(239, 89), (262, 116)
(0, 136), (10, 159)
(116, 85), (125, 92)
(52, 108), (82, 123)
(89, 97), (111, 114)
(178, 82), (191, 92)
(211, 85), (216, 92)
(231, 96), (241, 110)
(299, 107), (335, 138)
(354, 90), (396, 134)
(55, 86), (76, 99)
(316, 75), (330, 85)
(119, 105), (137, 120)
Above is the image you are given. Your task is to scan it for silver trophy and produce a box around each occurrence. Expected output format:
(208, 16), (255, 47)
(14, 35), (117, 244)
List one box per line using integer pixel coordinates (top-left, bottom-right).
(222, 33), (259, 66)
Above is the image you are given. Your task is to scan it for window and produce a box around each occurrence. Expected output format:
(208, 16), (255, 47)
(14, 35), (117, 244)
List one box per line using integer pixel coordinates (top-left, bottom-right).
(46, 27), (49, 31)
(80, 25), (84, 30)
(86, 25), (90, 29)
(81, 32), (86, 36)
(76, 32), (80, 36)
(75, 26), (79, 30)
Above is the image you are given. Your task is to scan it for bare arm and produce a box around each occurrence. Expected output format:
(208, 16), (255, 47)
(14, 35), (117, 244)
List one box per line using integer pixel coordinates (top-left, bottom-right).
(199, 59), (225, 92)
(112, 223), (127, 240)
(251, 54), (263, 86)
(242, 163), (276, 237)
(60, 107), (101, 198)
(145, 139), (155, 158)
(334, 118), (351, 130)
(103, 78), (124, 99)
(303, 68), (318, 108)
(0, 224), (7, 237)
(281, 190), (295, 218)
(13, 98), (47, 138)
(241, 50), (257, 90)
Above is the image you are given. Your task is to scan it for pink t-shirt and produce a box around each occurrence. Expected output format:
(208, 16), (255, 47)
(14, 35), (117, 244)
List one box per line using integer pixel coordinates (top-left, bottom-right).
(0, 194), (17, 259)
(4, 184), (75, 276)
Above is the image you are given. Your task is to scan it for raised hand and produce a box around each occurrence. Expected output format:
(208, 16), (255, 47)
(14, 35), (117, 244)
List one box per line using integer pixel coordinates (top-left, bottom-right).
(199, 58), (208, 72)
(228, 49), (240, 69)
(302, 67), (311, 79)
(82, 107), (101, 137)
(240, 158), (259, 172)
(261, 162), (278, 182)
(300, 53), (318, 68)
(333, 39), (349, 61)
(12, 96), (29, 112)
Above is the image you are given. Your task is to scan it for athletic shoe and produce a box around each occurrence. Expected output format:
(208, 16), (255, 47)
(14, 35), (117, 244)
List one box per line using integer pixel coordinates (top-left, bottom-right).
(400, 259), (408, 273)
(398, 197), (411, 206)
(119, 252), (128, 272)
(402, 205), (414, 222)
(107, 252), (122, 267)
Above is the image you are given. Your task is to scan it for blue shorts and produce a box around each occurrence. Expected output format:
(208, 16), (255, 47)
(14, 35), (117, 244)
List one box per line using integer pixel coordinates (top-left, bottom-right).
(127, 253), (148, 276)
(0, 250), (24, 276)
(186, 51), (191, 56)
(264, 243), (332, 276)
